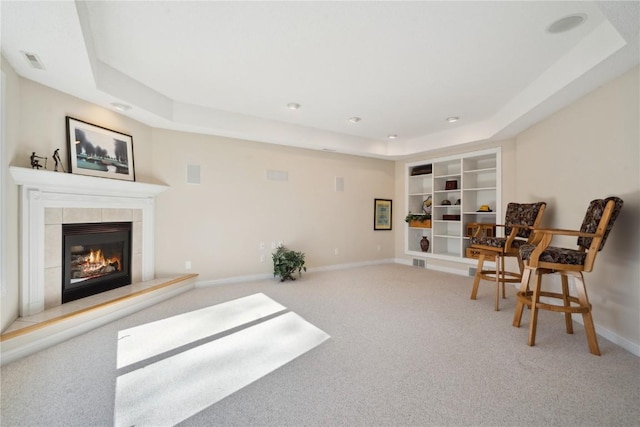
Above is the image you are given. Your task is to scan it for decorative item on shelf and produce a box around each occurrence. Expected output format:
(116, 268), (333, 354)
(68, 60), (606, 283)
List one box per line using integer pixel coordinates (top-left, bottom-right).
(445, 180), (458, 190)
(272, 245), (307, 282)
(405, 213), (432, 228)
(455, 199), (461, 205)
(442, 214), (461, 221)
(466, 222), (496, 237)
(441, 199), (452, 205)
(420, 236), (430, 252)
(411, 164), (432, 176)
(477, 205), (493, 212)
(422, 196), (432, 214)
(30, 152), (47, 169)
(52, 148), (65, 172)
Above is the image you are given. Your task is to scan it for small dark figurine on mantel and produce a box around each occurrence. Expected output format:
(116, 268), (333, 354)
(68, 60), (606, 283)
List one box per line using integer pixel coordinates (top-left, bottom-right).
(52, 148), (65, 172)
(30, 152), (47, 169)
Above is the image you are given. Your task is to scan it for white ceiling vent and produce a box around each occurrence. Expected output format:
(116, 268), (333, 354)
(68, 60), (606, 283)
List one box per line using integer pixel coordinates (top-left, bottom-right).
(22, 51), (45, 70)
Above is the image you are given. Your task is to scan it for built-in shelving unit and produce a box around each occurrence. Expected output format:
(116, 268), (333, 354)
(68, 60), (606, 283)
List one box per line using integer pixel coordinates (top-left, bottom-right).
(405, 148), (501, 263)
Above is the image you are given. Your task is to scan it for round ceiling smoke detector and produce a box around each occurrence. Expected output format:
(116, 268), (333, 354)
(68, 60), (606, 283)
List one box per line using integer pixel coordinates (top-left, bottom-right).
(348, 117), (362, 123)
(547, 14), (587, 34)
(287, 103), (301, 110)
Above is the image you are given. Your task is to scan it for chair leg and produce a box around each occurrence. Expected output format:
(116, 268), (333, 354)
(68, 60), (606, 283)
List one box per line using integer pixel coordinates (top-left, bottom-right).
(495, 254), (501, 311)
(501, 255), (507, 300)
(572, 272), (601, 356)
(561, 274), (573, 334)
(470, 254), (485, 300)
(513, 266), (532, 327)
(527, 270), (543, 347)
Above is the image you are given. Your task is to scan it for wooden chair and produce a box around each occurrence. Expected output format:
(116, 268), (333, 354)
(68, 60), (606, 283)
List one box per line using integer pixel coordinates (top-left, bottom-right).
(469, 202), (547, 311)
(513, 197), (623, 355)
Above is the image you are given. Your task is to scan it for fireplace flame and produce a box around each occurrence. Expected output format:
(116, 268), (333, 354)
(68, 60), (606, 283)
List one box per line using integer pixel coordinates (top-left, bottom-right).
(72, 248), (121, 281)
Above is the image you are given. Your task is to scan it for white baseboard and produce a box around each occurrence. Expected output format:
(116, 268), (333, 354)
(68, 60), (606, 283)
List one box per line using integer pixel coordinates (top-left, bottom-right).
(393, 258), (468, 276)
(196, 259), (396, 287)
(572, 315), (640, 357)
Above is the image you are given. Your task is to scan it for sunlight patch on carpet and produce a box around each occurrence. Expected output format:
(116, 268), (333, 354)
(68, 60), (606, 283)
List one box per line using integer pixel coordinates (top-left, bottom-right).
(116, 293), (286, 369)
(113, 295), (330, 427)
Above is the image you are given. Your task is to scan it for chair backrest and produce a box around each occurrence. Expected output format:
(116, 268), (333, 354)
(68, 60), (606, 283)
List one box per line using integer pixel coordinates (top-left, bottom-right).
(505, 202), (546, 239)
(578, 197), (624, 251)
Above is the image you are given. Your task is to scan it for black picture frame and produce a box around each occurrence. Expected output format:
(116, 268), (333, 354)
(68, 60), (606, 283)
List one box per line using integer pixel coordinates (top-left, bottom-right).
(66, 116), (135, 181)
(374, 199), (392, 230)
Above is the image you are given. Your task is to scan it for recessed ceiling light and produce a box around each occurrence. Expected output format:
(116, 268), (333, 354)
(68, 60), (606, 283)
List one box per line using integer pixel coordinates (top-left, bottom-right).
(446, 116), (459, 123)
(348, 117), (362, 123)
(547, 14), (587, 34)
(388, 134), (398, 140)
(111, 102), (131, 112)
(287, 103), (301, 110)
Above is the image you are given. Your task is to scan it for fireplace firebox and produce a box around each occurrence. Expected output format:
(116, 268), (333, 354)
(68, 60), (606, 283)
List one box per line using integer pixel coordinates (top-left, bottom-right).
(62, 222), (132, 303)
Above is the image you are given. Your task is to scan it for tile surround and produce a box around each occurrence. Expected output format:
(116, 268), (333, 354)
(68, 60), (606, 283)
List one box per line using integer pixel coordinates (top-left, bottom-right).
(43, 207), (143, 310)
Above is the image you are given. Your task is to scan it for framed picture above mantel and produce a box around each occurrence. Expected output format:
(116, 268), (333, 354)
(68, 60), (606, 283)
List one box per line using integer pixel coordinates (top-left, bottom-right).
(66, 116), (135, 181)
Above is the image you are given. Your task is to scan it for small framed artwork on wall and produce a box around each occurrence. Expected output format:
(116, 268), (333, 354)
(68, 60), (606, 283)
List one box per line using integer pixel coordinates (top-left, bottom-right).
(374, 198), (392, 230)
(66, 116), (135, 181)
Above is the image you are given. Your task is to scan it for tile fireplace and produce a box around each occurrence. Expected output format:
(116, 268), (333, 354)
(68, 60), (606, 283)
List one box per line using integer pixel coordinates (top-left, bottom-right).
(10, 167), (168, 316)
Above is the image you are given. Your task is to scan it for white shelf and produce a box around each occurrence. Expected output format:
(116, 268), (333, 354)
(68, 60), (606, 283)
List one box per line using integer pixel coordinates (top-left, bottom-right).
(405, 148), (501, 263)
(464, 187), (496, 191)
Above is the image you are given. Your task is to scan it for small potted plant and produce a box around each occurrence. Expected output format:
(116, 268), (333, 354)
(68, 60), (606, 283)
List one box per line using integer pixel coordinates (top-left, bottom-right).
(272, 245), (307, 282)
(404, 213), (432, 228)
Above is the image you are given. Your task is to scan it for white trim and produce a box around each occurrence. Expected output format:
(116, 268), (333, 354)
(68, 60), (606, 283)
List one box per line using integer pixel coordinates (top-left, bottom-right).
(10, 167), (168, 316)
(195, 259), (396, 288)
(0, 70), (6, 297)
(572, 314), (640, 357)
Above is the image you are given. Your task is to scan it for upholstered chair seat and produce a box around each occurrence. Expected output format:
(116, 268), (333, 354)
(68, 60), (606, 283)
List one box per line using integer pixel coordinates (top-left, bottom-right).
(519, 245), (587, 266)
(470, 236), (529, 250)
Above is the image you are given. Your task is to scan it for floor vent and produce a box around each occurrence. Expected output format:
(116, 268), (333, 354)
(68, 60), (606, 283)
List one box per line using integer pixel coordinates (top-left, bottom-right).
(413, 258), (426, 268)
(468, 267), (477, 277)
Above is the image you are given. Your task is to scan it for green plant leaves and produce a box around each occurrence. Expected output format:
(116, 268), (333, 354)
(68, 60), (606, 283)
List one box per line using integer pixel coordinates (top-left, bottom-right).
(272, 246), (306, 282)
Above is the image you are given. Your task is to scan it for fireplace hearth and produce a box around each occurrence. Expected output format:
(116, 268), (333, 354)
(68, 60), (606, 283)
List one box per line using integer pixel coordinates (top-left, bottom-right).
(62, 222), (132, 303)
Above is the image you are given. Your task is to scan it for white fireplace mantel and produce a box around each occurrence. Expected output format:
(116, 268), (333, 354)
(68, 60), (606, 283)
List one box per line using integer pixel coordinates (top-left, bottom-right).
(10, 166), (169, 316)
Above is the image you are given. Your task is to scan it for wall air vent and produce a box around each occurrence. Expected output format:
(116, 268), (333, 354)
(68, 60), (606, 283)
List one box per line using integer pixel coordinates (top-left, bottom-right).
(266, 170), (288, 182)
(412, 258), (425, 268)
(22, 51), (45, 70)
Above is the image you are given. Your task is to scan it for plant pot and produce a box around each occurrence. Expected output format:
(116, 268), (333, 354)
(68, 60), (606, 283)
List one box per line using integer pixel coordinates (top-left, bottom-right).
(409, 219), (431, 228)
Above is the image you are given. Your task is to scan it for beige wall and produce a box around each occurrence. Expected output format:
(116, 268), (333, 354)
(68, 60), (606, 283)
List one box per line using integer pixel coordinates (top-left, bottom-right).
(151, 128), (395, 280)
(2, 55), (638, 351)
(515, 66), (640, 346)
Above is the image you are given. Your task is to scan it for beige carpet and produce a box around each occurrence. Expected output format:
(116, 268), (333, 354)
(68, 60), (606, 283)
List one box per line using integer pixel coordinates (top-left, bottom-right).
(1, 264), (639, 426)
